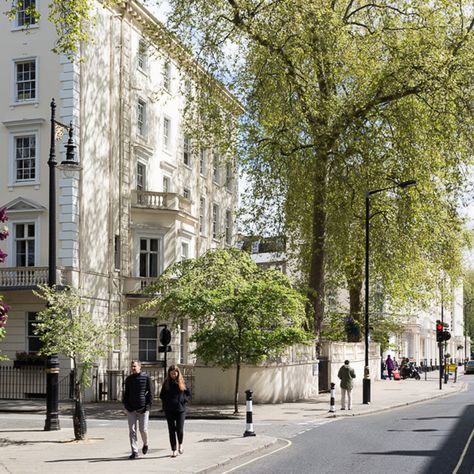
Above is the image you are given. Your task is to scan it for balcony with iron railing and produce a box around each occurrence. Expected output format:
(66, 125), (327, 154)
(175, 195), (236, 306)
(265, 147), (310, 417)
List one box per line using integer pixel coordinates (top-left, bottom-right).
(131, 191), (192, 214)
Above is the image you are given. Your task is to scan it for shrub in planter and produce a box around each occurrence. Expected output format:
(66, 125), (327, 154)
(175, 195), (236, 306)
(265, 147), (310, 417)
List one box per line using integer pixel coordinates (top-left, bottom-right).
(14, 352), (47, 367)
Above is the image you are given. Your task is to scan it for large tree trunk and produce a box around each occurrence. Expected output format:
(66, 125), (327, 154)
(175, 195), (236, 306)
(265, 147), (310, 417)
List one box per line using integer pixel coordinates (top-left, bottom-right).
(308, 158), (328, 347)
(233, 361), (241, 414)
(345, 256), (364, 341)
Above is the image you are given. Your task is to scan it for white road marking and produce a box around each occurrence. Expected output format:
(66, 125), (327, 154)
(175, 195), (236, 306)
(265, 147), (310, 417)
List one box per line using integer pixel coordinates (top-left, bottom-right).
(221, 438), (292, 473)
(452, 425), (474, 474)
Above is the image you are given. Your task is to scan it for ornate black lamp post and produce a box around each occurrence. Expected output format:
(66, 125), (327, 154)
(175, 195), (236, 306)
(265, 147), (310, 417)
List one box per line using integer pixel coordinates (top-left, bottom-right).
(363, 179), (416, 405)
(44, 98), (79, 431)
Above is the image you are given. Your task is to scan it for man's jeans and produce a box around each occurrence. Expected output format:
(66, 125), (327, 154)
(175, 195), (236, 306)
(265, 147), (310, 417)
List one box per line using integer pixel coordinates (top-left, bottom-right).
(127, 410), (149, 454)
(341, 388), (352, 410)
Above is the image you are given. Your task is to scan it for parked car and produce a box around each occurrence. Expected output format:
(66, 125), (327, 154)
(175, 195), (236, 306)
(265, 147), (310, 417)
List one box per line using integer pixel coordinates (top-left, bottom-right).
(465, 360), (474, 375)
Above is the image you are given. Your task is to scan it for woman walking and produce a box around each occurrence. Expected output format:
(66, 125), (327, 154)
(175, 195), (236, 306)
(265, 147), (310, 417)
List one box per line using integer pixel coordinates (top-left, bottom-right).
(160, 365), (191, 457)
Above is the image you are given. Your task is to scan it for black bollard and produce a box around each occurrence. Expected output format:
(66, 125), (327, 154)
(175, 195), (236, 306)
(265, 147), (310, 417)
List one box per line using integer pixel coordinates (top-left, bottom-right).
(243, 389), (256, 437)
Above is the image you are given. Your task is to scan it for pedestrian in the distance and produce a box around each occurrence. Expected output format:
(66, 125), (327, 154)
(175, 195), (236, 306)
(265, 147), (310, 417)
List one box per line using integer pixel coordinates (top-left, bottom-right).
(160, 365), (191, 457)
(385, 354), (395, 380)
(123, 360), (154, 459)
(337, 359), (356, 410)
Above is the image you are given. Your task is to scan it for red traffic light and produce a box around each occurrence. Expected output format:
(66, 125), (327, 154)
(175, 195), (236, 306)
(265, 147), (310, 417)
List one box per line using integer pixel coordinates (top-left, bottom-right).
(436, 323), (443, 331)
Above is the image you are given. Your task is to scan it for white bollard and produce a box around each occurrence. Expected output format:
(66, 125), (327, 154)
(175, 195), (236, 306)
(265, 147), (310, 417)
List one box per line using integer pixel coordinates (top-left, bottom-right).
(243, 389), (256, 437)
(329, 382), (336, 413)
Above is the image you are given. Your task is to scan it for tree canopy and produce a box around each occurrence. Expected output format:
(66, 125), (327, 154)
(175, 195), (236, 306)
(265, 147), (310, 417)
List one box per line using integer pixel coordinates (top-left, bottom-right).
(141, 248), (310, 412)
(463, 268), (474, 356)
(8, 0), (474, 344)
(162, 0), (474, 339)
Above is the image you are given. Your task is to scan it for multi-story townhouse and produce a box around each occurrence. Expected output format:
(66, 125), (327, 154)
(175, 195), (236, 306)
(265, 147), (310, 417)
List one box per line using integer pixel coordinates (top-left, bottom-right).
(0, 0), (240, 393)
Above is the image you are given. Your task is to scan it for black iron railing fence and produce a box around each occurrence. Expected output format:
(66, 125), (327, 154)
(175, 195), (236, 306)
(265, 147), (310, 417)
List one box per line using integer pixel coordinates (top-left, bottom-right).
(0, 365), (195, 402)
(92, 365), (195, 402)
(0, 366), (73, 400)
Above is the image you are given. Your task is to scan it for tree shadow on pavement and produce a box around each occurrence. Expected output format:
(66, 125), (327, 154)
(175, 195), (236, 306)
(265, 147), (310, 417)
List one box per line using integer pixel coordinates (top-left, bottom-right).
(46, 455), (170, 463)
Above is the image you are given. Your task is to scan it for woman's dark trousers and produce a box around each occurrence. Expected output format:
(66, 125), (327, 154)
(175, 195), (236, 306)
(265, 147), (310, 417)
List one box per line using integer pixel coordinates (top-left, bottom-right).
(165, 410), (185, 450)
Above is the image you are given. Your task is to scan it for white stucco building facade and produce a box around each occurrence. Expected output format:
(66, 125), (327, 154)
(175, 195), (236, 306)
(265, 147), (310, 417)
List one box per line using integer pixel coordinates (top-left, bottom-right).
(0, 0), (239, 388)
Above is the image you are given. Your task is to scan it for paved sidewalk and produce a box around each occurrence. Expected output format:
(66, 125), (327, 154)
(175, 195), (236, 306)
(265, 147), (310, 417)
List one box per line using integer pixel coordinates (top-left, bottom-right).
(0, 371), (467, 474)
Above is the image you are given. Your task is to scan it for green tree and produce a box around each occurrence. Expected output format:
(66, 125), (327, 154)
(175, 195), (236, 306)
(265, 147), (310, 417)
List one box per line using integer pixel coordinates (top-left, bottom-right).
(141, 249), (310, 413)
(34, 285), (121, 439)
(463, 268), (474, 356)
(161, 0), (474, 341)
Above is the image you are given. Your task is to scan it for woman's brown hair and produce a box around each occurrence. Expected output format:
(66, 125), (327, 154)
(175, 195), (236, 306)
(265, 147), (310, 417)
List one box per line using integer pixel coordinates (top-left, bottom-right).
(163, 365), (186, 391)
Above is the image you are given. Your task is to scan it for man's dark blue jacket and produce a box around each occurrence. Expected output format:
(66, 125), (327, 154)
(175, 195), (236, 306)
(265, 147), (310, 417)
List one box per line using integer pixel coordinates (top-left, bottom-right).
(123, 372), (153, 412)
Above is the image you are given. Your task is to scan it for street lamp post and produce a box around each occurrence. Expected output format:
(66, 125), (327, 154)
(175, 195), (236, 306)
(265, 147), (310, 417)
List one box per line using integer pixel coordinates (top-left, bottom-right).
(44, 98), (78, 431)
(363, 179), (416, 405)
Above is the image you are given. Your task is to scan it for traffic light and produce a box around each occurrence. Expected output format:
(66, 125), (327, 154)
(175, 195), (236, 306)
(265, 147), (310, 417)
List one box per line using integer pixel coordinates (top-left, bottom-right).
(436, 321), (444, 342)
(436, 321), (451, 342)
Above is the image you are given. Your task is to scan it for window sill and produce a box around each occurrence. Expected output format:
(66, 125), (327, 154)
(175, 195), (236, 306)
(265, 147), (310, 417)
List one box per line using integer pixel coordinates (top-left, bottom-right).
(11, 24), (39, 32)
(10, 100), (39, 108)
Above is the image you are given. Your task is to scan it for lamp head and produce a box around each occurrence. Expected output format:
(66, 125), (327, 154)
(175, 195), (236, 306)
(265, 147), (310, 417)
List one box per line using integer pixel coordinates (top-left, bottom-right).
(60, 124), (80, 170)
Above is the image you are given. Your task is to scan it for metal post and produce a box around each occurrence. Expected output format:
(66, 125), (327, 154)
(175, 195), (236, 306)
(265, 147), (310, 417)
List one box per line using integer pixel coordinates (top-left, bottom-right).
(45, 99), (60, 431)
(243, 389), (256, 437)
(438, 342), (443, 390)
(363, 193), (371, 404)
(362, 180), (416, 405)
(329, 382), (336, 413)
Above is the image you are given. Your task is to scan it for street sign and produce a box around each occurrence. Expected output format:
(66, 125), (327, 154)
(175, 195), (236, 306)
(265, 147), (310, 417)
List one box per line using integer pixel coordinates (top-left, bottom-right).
(159, 327), (171, 346)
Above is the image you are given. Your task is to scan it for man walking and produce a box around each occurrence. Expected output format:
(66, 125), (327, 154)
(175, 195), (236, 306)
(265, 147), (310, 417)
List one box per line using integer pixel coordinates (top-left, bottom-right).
(123, 360), (154, 459)
(337, 359), (356, 410)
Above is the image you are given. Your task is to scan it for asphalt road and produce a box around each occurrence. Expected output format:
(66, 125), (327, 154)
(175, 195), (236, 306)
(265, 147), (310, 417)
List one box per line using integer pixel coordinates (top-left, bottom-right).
(221, 378), (474, 474)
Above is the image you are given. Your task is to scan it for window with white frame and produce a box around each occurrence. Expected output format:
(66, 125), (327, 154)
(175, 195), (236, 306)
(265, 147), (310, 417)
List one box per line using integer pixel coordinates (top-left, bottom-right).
(199, 197), (206, 234)
(14, 59), (37, 102)
(14, 134), (36, 182)
(212, 204), (219, 239)
(163, 117), (170, 150)
(137, 99), (146, 137)
(15, 0), (37, 27)
(27, 312), (41, 353)
(139, 237), (160, 277)
(15, 222), (35, 266)
(182, 187), (190, 200)
(163, 61), (171, 91)
(225, 209), (232, 245)
(181, 242), (189, 261)
(163, 175), (170, 193)
(136, 162), (146, 191)
(138, 39), (147, 71)
(183, 136), (191, 166)
(138, 317), (158, 362)
(199, 150), (206, 175)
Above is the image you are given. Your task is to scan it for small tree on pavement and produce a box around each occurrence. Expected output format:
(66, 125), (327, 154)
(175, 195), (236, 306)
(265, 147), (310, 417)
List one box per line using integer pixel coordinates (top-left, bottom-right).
(33, 285), (122, 439)
(142, 248), (310, 413)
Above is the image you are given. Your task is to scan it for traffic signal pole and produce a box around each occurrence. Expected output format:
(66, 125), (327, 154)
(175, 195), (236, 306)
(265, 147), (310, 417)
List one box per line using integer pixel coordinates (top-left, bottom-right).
(439, 342), (443, 390)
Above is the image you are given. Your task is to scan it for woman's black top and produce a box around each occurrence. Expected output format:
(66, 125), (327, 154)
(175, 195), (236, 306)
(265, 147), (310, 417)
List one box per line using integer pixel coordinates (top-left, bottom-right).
(159, 381), (191, 413)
